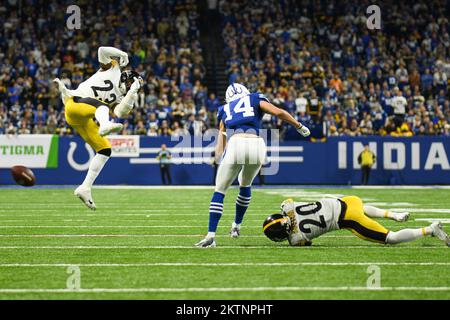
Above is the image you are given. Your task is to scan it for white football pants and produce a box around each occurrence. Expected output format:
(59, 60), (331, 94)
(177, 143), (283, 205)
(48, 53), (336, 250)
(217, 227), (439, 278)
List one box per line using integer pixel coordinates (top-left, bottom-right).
(215, 135), (267, 194)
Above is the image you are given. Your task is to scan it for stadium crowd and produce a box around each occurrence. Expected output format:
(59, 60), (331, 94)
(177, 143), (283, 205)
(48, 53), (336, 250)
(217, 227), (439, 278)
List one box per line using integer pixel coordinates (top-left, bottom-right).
(221, 0), (450, 137)
(0, 0), (209, 137)
(1, 0), (450, 139)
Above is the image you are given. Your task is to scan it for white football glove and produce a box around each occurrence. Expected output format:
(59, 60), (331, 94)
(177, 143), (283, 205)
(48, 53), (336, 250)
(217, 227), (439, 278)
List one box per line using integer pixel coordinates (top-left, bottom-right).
(119, 54), (129, 67)
(53, 78), (72, 104)
(297, 125), (310, 137)
(53, 78), (64, 90)
(130, 77), (142, 94)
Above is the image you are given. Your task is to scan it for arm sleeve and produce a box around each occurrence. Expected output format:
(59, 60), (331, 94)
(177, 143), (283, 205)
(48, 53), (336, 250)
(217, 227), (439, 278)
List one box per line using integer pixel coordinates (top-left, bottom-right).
(98, 46), (127, 65)
(113, 90), (138, 118)
(257, 93), (270, 103)
(217, 106), (224, 124)
(288, 236), (312, 246)
(254, 93), (270, 116)
(288, 233), (311, 246)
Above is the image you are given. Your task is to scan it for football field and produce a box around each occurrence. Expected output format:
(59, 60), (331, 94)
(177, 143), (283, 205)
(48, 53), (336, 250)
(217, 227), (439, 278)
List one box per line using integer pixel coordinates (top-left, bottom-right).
(0, 186), (448, 300)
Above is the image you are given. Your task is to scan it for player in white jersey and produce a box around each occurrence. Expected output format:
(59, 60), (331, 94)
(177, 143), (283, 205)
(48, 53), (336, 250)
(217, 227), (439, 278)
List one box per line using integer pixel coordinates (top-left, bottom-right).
(53, 46), (143, 210)
(263, 196), (449, 247)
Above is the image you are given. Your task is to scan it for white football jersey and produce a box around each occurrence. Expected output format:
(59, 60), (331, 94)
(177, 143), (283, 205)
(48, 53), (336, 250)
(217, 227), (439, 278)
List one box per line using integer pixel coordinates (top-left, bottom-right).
(282, 198), (343, 244)
(390, 96), (407, 115)
(69, 64), (124, 105)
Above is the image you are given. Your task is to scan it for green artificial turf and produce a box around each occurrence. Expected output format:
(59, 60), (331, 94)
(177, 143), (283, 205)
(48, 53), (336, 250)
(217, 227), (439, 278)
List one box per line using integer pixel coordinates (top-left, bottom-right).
(0, 186), (448, 299)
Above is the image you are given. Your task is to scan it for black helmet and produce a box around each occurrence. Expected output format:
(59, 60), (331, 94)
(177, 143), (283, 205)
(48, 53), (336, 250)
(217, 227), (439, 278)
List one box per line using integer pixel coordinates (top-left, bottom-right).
(120, 70), (143, 91)
(262, 213), (290, 242)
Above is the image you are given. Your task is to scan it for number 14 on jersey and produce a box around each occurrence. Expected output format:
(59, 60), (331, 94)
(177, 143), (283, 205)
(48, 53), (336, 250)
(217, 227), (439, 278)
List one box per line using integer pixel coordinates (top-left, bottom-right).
(223, 96), (255, 121)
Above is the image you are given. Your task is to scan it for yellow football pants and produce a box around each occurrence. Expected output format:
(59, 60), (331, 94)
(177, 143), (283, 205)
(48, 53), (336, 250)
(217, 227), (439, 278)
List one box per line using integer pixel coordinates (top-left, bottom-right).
(340, 196), (389, 244)
(64, 97), (111, 152)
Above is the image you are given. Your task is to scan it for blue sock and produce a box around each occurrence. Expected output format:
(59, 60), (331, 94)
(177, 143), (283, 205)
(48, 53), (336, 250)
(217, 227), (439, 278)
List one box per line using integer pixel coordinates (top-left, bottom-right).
(235, 186), (251, 224)
(208, 192), (225, 233)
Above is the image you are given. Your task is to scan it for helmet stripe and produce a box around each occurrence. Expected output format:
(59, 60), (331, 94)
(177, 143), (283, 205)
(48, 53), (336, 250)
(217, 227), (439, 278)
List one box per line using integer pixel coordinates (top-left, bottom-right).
(263, 217), (289, 231)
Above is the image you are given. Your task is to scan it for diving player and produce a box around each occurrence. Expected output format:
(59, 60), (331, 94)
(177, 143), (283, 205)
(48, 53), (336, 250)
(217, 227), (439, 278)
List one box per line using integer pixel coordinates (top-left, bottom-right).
(53, 46), (143, 210)
(263, 196), (450, 247)
(195, 83), (311, 247)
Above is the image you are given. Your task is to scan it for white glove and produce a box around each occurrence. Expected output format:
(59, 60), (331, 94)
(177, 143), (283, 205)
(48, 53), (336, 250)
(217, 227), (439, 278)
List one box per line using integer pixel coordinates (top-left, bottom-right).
(53, 78), (64, 90)
(119, 55), (129, 67)
(130, 77), (141, 93)
(297, 125), (310, 137)
(53, 78), (71, 104)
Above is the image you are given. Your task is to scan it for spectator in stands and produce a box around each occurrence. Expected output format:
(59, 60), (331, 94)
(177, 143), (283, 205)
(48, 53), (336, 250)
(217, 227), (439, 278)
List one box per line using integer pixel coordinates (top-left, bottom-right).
(219, 0), (450, 139)
(1, 0), (450, 140)
(206, 92), (221, 125)
(391, 89), (408, 129)
(307, 90), (322, 123)
(134, 121), (147, 135)
(0, 0), (206, 137)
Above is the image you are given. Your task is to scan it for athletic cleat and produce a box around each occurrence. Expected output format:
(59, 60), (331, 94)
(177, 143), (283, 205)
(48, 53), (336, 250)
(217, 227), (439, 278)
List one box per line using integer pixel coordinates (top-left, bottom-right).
(74, 186), (96, 210)
(230, 224), (240, 238)
(430, 222), (450, 247)
(99, 122), (123, 137)
(195, 237), (216, 248)
(393, 212), (410, 222)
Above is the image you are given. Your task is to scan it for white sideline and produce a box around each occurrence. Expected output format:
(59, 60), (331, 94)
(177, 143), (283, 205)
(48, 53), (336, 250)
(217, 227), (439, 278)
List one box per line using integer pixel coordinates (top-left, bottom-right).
(0, 225), (262, 228)
(0, 245), (446, 249)
(95, 185), (216, 189)
(3, 185), (450, 190)
(0, 286), (448, 293)
(0, 262), (448, 267)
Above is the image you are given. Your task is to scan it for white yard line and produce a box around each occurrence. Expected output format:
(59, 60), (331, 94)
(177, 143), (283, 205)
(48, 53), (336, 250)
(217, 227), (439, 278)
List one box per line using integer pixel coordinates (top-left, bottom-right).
(350, 186), (450, 189)
(0, 213), (448, 217)
(415, 218), (450, 223)
(0, 207), (273, 211)
(0, 234), (355, 238)
(0, 225), (261, 228)
(392, 209), (450, 213)
(0, 286), (448, 293)
(0, 245), (445, 249)
(0, 262), (448, 267)
(0, 224), (436, 228)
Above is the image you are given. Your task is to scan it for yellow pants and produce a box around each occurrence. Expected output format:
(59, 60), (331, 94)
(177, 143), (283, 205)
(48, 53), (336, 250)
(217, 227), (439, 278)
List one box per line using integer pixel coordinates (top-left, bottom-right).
(65, 97), (111, 152)
(340, 196), (389, 244)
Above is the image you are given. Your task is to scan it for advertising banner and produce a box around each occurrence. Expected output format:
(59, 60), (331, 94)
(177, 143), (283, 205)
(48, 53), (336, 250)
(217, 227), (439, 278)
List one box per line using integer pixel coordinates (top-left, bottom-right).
(0, 135), (449, 185)
(0, 134), (58, 168)
(107, 135), (140, 157)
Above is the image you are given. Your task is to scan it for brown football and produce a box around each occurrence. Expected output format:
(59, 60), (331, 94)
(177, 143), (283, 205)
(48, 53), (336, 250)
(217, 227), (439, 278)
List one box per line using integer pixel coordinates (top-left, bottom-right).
(11, 165), (36, 187)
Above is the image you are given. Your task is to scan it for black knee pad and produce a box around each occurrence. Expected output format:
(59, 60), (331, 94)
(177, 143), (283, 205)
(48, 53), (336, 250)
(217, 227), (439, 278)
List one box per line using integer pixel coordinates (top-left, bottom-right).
(98, 148), (112, 157)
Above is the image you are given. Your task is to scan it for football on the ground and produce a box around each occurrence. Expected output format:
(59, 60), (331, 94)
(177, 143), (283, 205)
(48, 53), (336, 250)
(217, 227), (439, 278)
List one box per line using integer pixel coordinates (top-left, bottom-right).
(11, 165), (36, 187)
